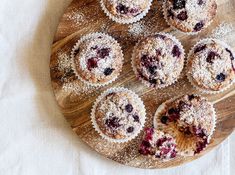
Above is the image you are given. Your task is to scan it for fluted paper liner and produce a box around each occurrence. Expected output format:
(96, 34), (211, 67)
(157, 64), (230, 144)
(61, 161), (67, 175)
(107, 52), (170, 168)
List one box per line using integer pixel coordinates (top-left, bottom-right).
(186, 38), (235, 94)
(71, 32), (124, 87)
(91, 87), (146, 143)
(131, 32), (185, 89)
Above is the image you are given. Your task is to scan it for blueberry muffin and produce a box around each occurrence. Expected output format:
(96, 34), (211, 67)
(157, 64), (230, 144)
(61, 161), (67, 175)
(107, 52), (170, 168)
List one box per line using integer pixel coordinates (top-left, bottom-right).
(72, 33), (124, 86)
(157, 95), (216, 154)
(91, 88), (146, 142)
(187, 39), (235, 93)
(132, 33), (185, 88)
(101, 0), (152, 23)
(139, 128), (178, 160)
(164, 0), (217, 33)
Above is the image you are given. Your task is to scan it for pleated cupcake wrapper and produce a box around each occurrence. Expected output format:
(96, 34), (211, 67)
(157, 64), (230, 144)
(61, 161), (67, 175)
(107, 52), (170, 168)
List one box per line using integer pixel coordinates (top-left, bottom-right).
(100, 0), (153, 24)
(186, 38), (235, 94)
(71, 32), (124, 87)
(90, 87), (147, 143)
(162, 1), (217, 35)
(153, 95), (217, 157)
(131, 32), (186, 89)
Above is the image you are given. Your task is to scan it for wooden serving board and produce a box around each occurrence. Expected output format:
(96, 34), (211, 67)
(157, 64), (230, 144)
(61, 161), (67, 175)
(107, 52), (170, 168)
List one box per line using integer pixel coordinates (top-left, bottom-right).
(50, 0), (235, 169)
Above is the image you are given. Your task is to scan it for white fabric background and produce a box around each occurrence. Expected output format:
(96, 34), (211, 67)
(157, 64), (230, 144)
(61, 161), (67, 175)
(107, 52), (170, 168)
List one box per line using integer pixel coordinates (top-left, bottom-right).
(0, 0), (234, 174)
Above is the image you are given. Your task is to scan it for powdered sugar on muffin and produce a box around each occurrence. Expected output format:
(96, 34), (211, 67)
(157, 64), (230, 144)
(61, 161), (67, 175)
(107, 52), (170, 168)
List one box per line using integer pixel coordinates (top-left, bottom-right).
(139, 128), (178, 160)
(188, 39), (235, 92)
(92, 88), (146, 142)
(164, 0), (217, 33)
(132, 33), (185, 88)
(72, 33), (123, 86)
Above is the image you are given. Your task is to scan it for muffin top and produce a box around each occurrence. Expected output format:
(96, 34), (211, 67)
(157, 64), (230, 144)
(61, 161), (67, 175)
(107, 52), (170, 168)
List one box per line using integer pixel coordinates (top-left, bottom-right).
(93, 88), (146, 141)
(188, 39), (235, 92)
(133, 33), (185, 88)
(139, 128), (177, 160)
(73, 33), (123, 85)
(102, 0), (150, 21)
(164, 0), (217, 33)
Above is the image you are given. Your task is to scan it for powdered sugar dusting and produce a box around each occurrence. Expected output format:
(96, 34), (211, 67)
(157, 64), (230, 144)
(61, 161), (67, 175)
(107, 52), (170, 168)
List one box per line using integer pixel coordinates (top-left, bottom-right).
(211, 22), (235, 45)
(57, 52), (71, 71)
(128, 21), (147, 37)
(66, 10), (84, 24)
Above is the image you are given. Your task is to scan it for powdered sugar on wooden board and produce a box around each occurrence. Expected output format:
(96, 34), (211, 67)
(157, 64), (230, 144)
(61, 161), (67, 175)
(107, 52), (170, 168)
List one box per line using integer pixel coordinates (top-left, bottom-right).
(210, 22), (235, 46)
(57, 52), (71, 71)
(66, 10), (84, 24)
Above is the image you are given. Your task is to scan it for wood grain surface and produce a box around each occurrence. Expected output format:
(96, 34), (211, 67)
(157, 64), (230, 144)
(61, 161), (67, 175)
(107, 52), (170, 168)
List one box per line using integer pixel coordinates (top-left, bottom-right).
(50, 0), (235, 169)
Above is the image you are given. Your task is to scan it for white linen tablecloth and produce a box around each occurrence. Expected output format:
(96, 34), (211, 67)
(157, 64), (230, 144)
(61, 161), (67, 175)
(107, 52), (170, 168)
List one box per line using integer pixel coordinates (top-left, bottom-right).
(0, 0), (234, 174)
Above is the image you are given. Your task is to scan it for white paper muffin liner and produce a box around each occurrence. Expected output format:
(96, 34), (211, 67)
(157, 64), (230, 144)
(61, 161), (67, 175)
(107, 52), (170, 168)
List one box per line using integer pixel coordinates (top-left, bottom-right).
(71, 32), (124, 87)
(90, 87), (146, 143)
(131, 32), (186, 89)
(153, 95), (217, 156)
(162, 0), (218, 35)
(100, 0), (153, 24)
(186, 38), (235, 94)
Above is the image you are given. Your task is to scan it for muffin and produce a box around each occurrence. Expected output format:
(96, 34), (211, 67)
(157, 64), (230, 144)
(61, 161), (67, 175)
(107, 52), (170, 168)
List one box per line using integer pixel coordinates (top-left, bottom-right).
(163, 0), (217, 33)
(91, 87), (146, 142)
(155, 94), (216, 155)
(132, 33), (185, 88)
(187, 39), (235, 93)
(100, 0), (152, 24)
(71, 33), (124, 86)
(139, 128), (178, 161)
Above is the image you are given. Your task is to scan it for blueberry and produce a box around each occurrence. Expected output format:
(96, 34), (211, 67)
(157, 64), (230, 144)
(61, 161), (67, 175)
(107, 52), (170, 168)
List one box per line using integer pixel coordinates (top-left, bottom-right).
(161, 116), (169, 124)
(148, 66), (157, 74)
(133, 115), (140, 122)
(198, 0), (204, 5)
(194, 21), (204, 32)
(104, 68), (114, 76)
(216, 73), (226, 82)
(127, 126), (134, 133)
(172, 45), (181, 57)
(177, 11), (188, 21)
(97, 48), (110, 58)
(116, 4), (128, 14)
(206, 51), (217, 63)
(105, 117), (120, 129)
(125, 104), (133, 113)
(173, 0), (186, 10)
(168, 108), (177, 115)
(194, 44), (206, 53)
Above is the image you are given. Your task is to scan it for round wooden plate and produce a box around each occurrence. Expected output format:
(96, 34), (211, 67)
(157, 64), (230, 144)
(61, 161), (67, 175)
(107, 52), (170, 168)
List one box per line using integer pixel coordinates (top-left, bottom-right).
(50, 0), (235, 169)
